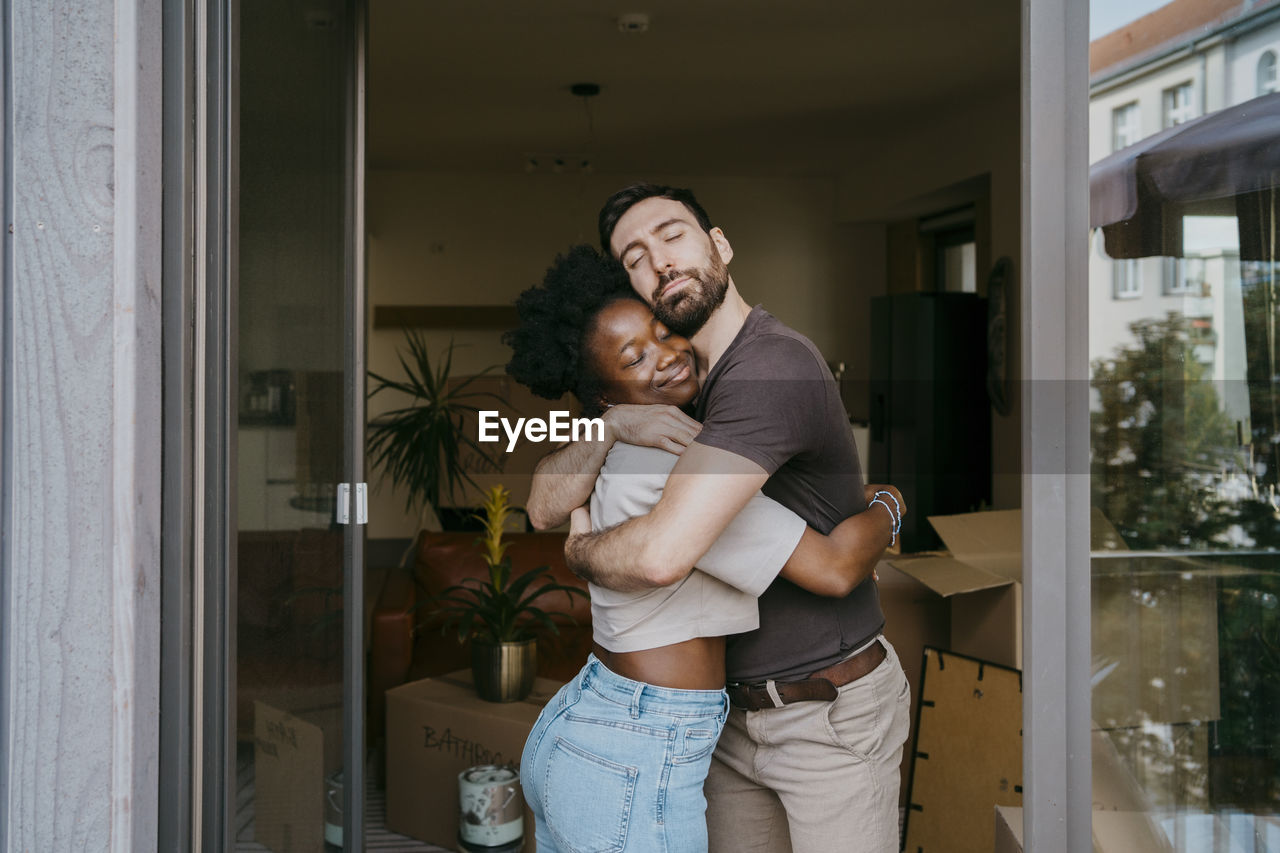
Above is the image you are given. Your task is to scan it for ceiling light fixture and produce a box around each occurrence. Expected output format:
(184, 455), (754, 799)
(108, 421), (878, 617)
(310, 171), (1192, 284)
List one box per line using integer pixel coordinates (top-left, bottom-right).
(521, 84), (601, 176)
(570, 81), (601, 144)
(617, 12), (649, 34)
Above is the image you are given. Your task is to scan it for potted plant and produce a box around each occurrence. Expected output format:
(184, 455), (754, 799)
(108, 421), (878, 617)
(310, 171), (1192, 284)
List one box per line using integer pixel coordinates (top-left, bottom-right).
(430, 485), (587, 702)
(365, 334), (511, 740)
(367, 331), (506, 543)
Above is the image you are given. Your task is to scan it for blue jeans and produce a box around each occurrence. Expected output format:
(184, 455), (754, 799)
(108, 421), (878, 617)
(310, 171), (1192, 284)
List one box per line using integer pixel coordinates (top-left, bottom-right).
(520, 655), (730, 853)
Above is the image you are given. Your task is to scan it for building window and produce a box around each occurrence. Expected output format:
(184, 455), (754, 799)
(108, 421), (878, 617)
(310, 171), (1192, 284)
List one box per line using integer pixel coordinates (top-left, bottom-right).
(1162, 256), (1206, 295)
(1114, 259), (1142, 298)
(1112, 102), (1140, 152)
(1259, 50), (1279, 96)
(1162, 82), (1195, 128)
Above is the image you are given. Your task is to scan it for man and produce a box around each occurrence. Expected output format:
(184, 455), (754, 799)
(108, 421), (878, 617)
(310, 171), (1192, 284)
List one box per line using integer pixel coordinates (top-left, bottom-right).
(527, 183), (910, 853)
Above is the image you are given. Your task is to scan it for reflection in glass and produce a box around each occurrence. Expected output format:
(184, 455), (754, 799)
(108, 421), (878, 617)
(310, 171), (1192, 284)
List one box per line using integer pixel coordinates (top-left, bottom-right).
(1259, 51), (1278, 98)
(1090, 197), (1280, 847)
(234, 0), (349, 848)
(1112, 101), (1140, 152)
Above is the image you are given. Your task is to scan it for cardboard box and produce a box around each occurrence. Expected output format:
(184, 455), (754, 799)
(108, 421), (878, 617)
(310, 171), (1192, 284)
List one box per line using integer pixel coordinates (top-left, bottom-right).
(253, 701), (343, 853)
(385, 671), (563, 850)
(875, 560), (950, 804)
(888, 506), (1223, 720)
(888, 509), (1024, 669)
(994, 805), (1023, 853)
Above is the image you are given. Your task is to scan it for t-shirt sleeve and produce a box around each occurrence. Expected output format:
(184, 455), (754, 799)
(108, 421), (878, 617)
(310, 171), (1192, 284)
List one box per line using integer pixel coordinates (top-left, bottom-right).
(693, 492), (806, 596)
(694, 334), (831, 474)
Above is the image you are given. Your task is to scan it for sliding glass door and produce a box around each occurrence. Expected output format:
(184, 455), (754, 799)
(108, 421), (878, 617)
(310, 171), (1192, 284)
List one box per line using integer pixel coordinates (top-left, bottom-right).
(191, 0), (367, 847)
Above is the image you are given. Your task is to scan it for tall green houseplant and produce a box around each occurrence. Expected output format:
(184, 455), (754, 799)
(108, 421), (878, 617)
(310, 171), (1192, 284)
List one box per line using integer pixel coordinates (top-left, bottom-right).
(367, 332), (504, 535)
(432, 486), (586, 701)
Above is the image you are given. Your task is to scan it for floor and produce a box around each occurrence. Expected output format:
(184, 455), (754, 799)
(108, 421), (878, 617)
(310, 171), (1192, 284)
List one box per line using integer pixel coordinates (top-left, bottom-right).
(232, 743), (907, 851)
(234, 743), (454, 852)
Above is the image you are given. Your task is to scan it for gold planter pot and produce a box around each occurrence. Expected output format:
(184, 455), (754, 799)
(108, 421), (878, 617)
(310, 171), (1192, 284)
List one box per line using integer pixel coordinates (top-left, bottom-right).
(471, 637), (537, 702)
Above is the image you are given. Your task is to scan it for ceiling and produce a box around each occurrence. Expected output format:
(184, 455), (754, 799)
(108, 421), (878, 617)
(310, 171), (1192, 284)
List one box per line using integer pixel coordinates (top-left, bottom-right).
(368, 0), (1020, 176)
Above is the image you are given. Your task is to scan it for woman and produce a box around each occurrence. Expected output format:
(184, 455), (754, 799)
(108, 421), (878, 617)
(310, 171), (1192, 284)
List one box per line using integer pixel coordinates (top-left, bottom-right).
(504, 246), (901, 853)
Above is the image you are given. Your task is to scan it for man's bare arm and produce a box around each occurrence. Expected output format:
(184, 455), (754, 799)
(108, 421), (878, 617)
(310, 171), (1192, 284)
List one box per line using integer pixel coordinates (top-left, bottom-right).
(564, 443), (769, 591)
(526, 404), (701, 529)
(779, 486), (905, 597)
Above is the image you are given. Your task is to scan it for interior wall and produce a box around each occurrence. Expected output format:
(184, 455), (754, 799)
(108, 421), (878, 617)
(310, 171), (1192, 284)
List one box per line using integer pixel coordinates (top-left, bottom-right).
(238, 0), (346, 377)
(834, 85), (1023, 509)
(831, 222), (888, 424)
(366, 171), (850, 537)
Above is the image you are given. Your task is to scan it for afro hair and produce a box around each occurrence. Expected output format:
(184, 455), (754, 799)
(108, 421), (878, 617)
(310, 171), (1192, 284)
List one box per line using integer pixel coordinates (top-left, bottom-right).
(504, 245), (639, 416)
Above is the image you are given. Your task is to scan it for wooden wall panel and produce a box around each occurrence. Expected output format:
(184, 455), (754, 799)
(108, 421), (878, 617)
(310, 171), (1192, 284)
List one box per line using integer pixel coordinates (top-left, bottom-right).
(3, 0), (162, 848)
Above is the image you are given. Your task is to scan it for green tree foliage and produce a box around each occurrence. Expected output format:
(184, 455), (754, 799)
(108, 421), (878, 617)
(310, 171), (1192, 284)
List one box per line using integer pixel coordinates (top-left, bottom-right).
(1093, 314), (1237, 548)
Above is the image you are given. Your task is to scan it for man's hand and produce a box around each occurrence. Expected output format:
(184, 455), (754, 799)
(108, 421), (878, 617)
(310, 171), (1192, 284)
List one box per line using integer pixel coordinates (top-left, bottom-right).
(604, 404), (701, 455)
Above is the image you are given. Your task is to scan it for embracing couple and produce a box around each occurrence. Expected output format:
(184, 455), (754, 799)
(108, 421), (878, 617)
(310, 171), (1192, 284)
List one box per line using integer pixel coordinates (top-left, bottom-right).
(503, 183), (912, 853)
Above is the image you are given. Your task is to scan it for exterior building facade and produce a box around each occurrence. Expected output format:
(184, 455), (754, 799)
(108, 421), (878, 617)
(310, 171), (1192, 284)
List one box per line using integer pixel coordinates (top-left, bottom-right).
(1090, 0), (1280, 375)
(1090, 0), (1280, 373)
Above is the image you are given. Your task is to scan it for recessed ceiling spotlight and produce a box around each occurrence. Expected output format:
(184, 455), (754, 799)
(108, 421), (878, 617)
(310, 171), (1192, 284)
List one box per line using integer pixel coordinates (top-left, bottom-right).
(617, 12), (649, 34)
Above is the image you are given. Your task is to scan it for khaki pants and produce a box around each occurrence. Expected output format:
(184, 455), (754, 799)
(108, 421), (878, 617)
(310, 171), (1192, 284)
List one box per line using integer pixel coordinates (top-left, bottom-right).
(705, 638), (911, 853)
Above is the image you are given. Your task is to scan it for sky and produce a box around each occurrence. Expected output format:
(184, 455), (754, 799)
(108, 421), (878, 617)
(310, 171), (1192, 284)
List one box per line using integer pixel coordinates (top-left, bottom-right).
(1091, 0), (1177, 39)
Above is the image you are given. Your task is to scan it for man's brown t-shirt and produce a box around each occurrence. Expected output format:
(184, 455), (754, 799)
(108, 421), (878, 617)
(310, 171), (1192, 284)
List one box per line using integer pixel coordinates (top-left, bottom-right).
(694, 306), (884, 682)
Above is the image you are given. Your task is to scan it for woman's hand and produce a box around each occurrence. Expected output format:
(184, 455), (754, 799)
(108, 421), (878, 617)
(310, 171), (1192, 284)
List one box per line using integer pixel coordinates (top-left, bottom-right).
(569, 504), (593, 538)
(603, 404), (701, 455)
(864, 484), (906, 524)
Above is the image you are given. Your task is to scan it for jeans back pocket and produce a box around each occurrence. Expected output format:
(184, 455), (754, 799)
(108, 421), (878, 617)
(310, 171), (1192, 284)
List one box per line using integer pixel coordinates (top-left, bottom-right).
(544, 737), (638, 853)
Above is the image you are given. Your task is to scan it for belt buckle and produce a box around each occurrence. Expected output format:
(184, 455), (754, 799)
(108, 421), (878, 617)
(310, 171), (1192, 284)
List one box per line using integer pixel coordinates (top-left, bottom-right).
(728, 681), (773, 712)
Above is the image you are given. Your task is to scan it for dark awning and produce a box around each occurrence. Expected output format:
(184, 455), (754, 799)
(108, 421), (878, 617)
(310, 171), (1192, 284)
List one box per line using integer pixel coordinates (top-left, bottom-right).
(1089, 92), (1280, 259)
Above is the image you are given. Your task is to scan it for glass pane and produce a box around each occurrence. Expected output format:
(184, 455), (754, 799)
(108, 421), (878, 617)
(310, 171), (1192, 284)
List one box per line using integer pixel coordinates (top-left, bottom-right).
(234, 0), (351, 848)
(1090, 7), (1280, 846)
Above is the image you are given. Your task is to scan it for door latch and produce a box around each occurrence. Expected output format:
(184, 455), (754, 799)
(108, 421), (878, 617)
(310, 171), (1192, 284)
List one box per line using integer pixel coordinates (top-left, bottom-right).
(336, 483), (368, 525)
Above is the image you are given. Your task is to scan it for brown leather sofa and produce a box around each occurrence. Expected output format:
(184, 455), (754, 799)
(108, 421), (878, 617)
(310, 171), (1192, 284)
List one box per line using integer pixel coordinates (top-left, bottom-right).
(368, 529), (591, 745)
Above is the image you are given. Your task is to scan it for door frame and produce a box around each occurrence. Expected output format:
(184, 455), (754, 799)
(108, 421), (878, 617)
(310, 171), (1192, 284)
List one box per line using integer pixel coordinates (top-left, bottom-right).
(160, 0), (368, 849)
(341, 0), (369, 845)
(1021, 0), (1092, 850)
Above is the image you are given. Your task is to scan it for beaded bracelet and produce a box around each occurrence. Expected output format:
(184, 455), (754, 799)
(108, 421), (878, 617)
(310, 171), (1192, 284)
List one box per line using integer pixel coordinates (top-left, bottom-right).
(874, 490), (902, 535)
(869, 498), (897, 547)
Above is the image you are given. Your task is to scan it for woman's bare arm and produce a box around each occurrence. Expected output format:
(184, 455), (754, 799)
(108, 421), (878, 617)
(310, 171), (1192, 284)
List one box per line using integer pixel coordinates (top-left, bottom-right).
(779, 485), (906, 597)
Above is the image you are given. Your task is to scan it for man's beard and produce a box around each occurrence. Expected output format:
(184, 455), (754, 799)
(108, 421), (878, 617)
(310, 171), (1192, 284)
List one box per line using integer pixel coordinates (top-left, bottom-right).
(650, 253), (730, 337)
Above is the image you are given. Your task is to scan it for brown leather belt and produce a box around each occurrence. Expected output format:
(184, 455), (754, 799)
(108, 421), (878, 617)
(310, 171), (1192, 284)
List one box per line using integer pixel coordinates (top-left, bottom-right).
(726, 639), (887, 712)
